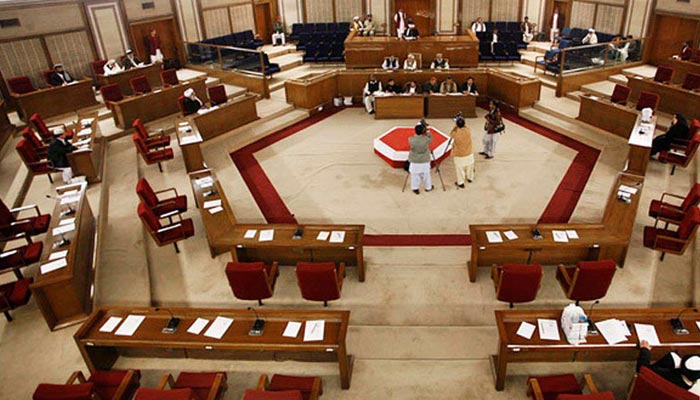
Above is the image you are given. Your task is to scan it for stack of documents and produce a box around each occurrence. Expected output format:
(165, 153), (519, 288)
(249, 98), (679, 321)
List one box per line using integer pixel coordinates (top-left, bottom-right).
(329, 231), (345, 243)
(617, 185), (638, 202)
(196, 177), (214, 188)
(537, 319), (561, 341)
(77, 128), (92, 137)
(203, 199), (223, 215)
(595, 319), (631, 345)
(552, 230), (569, 243)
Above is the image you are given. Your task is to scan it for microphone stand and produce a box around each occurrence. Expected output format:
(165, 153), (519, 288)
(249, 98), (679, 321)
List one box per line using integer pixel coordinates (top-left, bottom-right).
(671, 307), (698, 335)
(587, 300), (600, 336)
(248, 306), (265, 336)
(155, 307), (180, 334)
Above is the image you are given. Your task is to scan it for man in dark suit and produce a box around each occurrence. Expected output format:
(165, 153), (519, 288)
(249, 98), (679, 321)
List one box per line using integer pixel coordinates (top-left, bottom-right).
(182, 88), (203, 115)
(47, 127), (76, 183)
(48, 64), (74, 87)
(123, 49), (142, 69)
(422, 76), (441, 94)
(462, 76), (479, 96)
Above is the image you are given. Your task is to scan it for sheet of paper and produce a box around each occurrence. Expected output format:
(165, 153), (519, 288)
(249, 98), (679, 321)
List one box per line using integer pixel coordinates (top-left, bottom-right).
(0, 249), (17, 258)
(203, 199), (221, 209)
(40, 258), (67, 274)
(634, 323), (661, 346)
(552, 230), (569, 243)
(317, 231), (330, 241)
(329, 231), (346, 243)
(537, 319), (561, 341)
(60, 195), (81, 205)
(203, 316), (234, 339)
(114, 315), (145, 336)
(187, 318), (210, 335)
(565, 230), (579, 240)
(244, 229), (257, 239)
(504, 230), (518, 240)
(696, 321), (700, 332)
(208, 206), (223, 214)
(619, 320), (632, 336)
(52, 223), (75, 236)
(304, 320), (325, 342)
(619, 185), (638, 195)
(59, 218), (75, 226)
(180, 135), (199, 145)
(517, 321), (536, 339)
(486, 231), (503, 243)
(283, 321), (302, 338)
(99, 317), (122, 333)
(48, 250), (68, 261)
(259, 229), (274, 242)
(595, 319), (628, 345)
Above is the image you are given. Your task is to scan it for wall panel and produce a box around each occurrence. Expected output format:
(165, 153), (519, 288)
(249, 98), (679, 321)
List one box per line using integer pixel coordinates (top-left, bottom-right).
(203, 8), (230, 38)
(368, 0), (389, 34)
(305, 0), (334, 22)
(45, 31), (93, 81)
(335, 0), (363, 23)
(174, 0), (203, 42)
(87, 2), (129, 60)
(570, 2), (595, 29)
(0, 3), (84, 40)
(656, 0), (700, 17)
(229, 4), (255, 32)
(595, 4), (623, 34)
(279, 0), (301, 31)
(461, 0), (489, 32)
(491, 0), (519, 21)
(123, 0), (173, 21)
(438, 0), (458, 33)
(0, 39), (48, 89)
(625, 0), (651, 37)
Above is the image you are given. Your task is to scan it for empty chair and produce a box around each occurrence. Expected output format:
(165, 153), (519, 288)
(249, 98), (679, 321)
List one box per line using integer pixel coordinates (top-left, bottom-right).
(0, 199), (51, 243)
(653, 65), (674, 83)
(610, 84), (631, 105)
(257, 374), (322, 400)
(658, 131), (699, 175)
(506, 43), (522, 61)
(491, 263), (543, 308)
(556, 260), (616, 304)
(33, 383), (94, 400)
(136, 177), (187, 218)
(130, 75), (151, 94)
(161, 68), (179, 86)
(8, 76), (35, 94)
(243, 390), (302, 400)
(649, 183), (700, 225)
(91, 59), (108, 76)
(30, 113), (67, 143)
(0, 241), (43, 279)
(36, 370), (142, 400)
(226, 262), (279, 305)
(479, 42), (494, 62)
(643, 206), (700, 260)
(296, 262), (344, 306)
(628, 367), (699, 400)
(137, 202), (194, 253)
(492, 42), (509, 62)
(0, 278), (33, 321)
(527, 374), (604, 400)
(636, 91), (659, 111)
(100, 84), (124, 105)
(132, 118), (171, 150)
(132, 134), (174, 172)
(16, 139), (56, 183)
(134, 388), (195, 400)
(159, 372), (227, 400)
(21, 127), (48, 157)
(208, 84), (227, 106)
(534, 50), (559, 75)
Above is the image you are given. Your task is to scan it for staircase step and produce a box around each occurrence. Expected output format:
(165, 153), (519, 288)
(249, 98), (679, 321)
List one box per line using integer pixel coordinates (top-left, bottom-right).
(580, 80), (616, 98)
(622, 64), (657, 79)
(261, 43), (297, 58)
(565, 90), (585, 102)
(608, 74), (628, 85)
(270, 53), (304, 71)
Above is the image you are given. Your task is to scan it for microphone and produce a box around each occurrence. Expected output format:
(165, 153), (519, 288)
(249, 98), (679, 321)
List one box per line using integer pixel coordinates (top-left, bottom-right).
(46, 194), (75, 217)
(247, 306), (265, 336)
(670, 307), (698, 335)
(587, 300), (600, 336)
(155, 307), (180, 334)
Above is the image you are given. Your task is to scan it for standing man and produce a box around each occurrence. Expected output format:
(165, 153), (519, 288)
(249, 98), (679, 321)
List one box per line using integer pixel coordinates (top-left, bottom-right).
(362, 14), (376, 36)
(147, 29), (164, 64)
(550, 7), (564, 43)
(450, 116), (474, 188)
(480, 100), (502, 159)
(47, 127), (76, 183)
(122, 50), (142, 69)
(471, 17), (486, 33)
(363, 74), (382, 114)
(48, 64), (74, 87)
(408, 122), (433, 194)
(394, 8), (407, 39)
(521, 16), (535, 44)
(272, 16), (286, 45)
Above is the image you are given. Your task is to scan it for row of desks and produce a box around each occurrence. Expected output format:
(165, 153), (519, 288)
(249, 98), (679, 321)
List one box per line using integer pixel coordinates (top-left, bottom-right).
(627, 75), (700, 121)
(97, 62), (163, 96)
(12, 79), (98, 122)
(374, 94), (477, 119)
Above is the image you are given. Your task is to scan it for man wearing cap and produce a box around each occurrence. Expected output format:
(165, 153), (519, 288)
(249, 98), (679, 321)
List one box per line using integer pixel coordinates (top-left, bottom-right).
(408, 122), (433, 194)
(430, 53), (450, 70)
(123, 50), (142, 69)
(363, 74), (382, 114)
(440, 76), (458, 94)
(48, 64), (74, 87)
(582, 28), (598, 45)
(103, 59), (124, 76)
(637, 340), (700, 394)
(182, 88), (203, 115)
(47, 127), (76, 183)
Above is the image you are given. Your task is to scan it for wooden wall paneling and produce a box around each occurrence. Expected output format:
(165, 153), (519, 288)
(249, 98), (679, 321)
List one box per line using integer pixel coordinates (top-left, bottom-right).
(595, 4), (624, 34)
(335, 0), (363, 23)
(437, 0), (458, 34)
(0, 38), (50, 89)
(85, 1), (130, 60)
(394, 0), (433, 36)
(45, 31), (94, 81)
(304, 0), (333, 22)
(461, 0), (489, 33)
(203, 7), (231, 38)
(368, 0), (389, 34)
(123, 0), (174, 20)
(254, 1), (273, 43)
(491, 0), (519, 21)
(230, 3), (256, 32)
(570, 1), (595, 29)
(129, 17), (186, 66)
(646, 13), (700, 64)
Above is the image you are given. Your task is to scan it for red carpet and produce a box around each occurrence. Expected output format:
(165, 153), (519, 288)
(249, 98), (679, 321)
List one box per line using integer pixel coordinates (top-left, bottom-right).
(231, 106), (599, 246)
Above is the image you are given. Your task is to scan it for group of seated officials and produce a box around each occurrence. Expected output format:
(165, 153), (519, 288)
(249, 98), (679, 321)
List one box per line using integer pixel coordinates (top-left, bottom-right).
(103, 49), (146, 76)
(363, 74), (479, 114)
(382, 53), (450, 71)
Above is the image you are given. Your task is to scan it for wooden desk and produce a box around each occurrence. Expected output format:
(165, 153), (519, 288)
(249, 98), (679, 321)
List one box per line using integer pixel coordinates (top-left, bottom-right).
(31, 182), (96, 331)
(109, 77), (208, 129)
(487, 70), (541, 110)
(285, 71), (338, 110)
(11, 79), (98, 121)
(494, 307), (700, 390)
(96, 62), (162, 95)
(627, 76), (700, 121)
(602, 173), (644, 238)
(427, 94), (477, 118)
(625, 116), (655, 176)
(74, 307), (353, 389)
(344, 34), (479, 69)
(175, 119), (205, 173)
(219, 224), (366, 282)
(193, 94), (259, 141)
(664, 58), (700, 85)
(374, 95), (424, 119)
(68, 112), (105, 183)
(578, 94), (639, 139)
(189, 169), (237, 257)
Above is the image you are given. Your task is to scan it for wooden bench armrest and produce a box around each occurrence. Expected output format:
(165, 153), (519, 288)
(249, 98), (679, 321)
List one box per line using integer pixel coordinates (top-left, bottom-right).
(113, 370), (138, 399)
(66, 371), (86, 384)
(256, 374), (269, 390)
(557, 264), (573, 286)
(582, 373), (599, 393)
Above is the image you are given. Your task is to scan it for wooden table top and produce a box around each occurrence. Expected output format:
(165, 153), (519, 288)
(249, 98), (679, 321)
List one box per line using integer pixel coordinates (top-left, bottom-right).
(189, 169), (237, 243)
(10, 78), (93, 99)
(469, 223), (627, 249)
(222, 224), (365, 249)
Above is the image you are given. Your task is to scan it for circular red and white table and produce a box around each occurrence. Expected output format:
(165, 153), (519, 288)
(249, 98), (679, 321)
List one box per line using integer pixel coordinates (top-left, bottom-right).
(373, 126), (452, 168)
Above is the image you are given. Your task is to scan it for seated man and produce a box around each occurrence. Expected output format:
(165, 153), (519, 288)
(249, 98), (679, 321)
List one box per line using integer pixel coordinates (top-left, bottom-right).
(47, 127), (76, 183)
(103, 59), (124, 76)
(382, 55), (400, 70)
(363, 74), (383, 114)
(471, 17), (486, 33)
(422, 76), (441, 94)
(404, 20), (419, 41)
(680, 41), (693, 60)
(351, 16), (363, 33)
(462, 76), (479, 96)
(521, 16), (535, 43)
(384, 78), (403, 94)
(122, 49), (142, 69)
(431, 53), (449, 70)
(182, 88), (204, 114)
(404, 80), (422, 94)
(491, 28), (500, 52)
(403, 54), (419, 71)
(637, 340), (700, 395)
(362, 14), (376, 37)
(48, 63), (75, 87)
(582, 28), (598, 45)
(272, 16), (286, 45)
(440, 76), (459, 94)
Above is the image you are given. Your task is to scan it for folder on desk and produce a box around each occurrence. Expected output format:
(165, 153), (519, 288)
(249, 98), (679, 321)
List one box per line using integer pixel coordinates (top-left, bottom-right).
(259, 229), (274, 242)
(48, 250), (68, 261)
(115, 315), (145, 336)
(283, 321), (302, 338)
(552, 231), (569, 243)
(204, 316), (233, 339)
(40, 258), (67, 274)
(329, 231), (345, 243)
(304, 320), (325, 342)
(99, 317), (122, 333)
(537, 319), (560, 341)
(486, 231), (503, 243)
(634, 323), (660, 346)
(187, 318), (210, 335)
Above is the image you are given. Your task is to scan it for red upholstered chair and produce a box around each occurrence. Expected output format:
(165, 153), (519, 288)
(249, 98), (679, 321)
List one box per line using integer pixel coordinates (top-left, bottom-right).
(658, 132), (699, 175)
(257, 374), (323, 400)
(62, 370), (141, 400)
(648, 183), (700, 225)
(0, 198), (51, 243)
(33, 383), (94, 400)
(643, 206), (700, 260)
(91, 59), (108, 76)
(225, 261), (279, 305)
(43, 70), (55, 86)
(178, 95), (189, 115)
(30, 113), (68, 143)
(653, 65), (674, 83)
(21, 127), (48, 158)
(296, 262), (345, 306)
(132, 133), (174, 172)
(610, 84), (630, 105)
(130, 75), (152, 95)
(628, 367), (699, 400)
(137, 201), (194, 253)
(636, 91), (659, 111)
(16, 139), (56, 183)
(682, 73), (700, 91)
(136, 177), (187, 218)
(243, 389), (303, 400)
(0, 277), (33, 321)
(161, 68), (179, 86)
(0, 240), (43, 279)
(7, 76), (35, 94)
(158, 372), (227, 400)
(134, 388), (196, 400)
(527, 374), (601, 400)
(132, 118), (171, 149)
(556, 260), (616, 304)
(100, 83), (124, 107)
(491, 263), (543, 308)
(208, 85), (228, 106)
(555, 393), (615, 400)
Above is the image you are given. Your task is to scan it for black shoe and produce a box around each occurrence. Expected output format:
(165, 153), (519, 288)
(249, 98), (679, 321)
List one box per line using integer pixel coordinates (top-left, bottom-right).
(455, 182), (465, 189)
(369, 110), (375, 114)
(413, 189), (420, 195)
(467, 179), (473, 183)
(485, 155), (494, 159)
(478, 152), (487, 156)
(425, 187), (433, 192)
